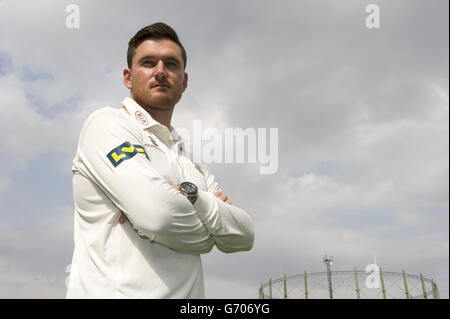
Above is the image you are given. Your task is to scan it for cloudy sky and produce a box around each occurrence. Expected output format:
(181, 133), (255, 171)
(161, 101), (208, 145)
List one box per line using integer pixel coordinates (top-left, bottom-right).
(0, 0), (448, 298)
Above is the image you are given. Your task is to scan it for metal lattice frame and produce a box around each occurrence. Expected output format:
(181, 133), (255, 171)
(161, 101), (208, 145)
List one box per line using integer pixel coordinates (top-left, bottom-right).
(258, 269), (440, 299)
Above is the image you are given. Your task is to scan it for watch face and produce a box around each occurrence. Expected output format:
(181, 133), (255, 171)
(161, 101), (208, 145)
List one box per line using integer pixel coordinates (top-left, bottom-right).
(180, 182), (198, 195)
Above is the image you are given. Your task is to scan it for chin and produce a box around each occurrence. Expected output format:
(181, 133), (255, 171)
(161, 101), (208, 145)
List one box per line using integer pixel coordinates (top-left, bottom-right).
(148, 97), (178, 109)
(133, 90), (181, 109)
(154, 93), (182, 107)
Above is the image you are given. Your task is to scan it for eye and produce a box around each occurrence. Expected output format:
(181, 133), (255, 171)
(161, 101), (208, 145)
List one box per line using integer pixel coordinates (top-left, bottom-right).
(166, 61), (178, 69)
(142, 60), (155, 67)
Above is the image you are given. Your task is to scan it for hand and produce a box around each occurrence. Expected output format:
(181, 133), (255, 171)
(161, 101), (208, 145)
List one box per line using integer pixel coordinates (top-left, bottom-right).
(214, 190), (232, 205)
(119, 184), (181, 224)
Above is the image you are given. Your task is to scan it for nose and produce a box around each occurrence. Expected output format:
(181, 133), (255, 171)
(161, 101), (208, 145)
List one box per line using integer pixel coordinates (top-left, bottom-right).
(154, 60), (167, 81)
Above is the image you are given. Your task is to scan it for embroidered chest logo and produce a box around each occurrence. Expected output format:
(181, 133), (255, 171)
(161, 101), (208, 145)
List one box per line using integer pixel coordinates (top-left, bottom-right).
(135, 111), (149, 126)
(107, 141), (149, 167)
(149, 136), (159, 147)
(144, 136), (160, 149)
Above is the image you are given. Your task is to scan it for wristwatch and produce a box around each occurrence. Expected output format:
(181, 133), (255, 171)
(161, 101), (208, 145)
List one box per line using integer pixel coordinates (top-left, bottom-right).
(179, 181), (198, 205)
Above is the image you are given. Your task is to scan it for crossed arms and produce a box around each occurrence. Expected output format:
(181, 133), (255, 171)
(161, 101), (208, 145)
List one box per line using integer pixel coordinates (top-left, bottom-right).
(75, 110), (254, 255)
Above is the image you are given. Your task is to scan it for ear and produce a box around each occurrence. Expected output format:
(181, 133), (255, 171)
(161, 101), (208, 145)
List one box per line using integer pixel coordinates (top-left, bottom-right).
(182, 72), (188, 92)
(123, 68), (132, 90)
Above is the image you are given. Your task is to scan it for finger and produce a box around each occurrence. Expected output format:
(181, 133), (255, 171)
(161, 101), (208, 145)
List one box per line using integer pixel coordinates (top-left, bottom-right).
(172, 185), (180, 191)
(225, 199), (232, 205)
(214, 191), (228, 202)
(119, 212), (128, 224)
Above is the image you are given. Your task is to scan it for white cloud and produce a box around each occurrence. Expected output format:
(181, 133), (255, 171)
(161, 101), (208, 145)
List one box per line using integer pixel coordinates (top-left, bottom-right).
(0, 205), (73, 298)
(204, 275), (258, 299)
(0, 0), (447, 299)
(0, 263), (65, 298)
(0, 177), (9, 192)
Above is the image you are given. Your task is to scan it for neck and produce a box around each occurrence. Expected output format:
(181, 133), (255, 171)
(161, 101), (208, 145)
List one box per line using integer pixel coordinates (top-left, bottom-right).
(145, 106), (174, 128)
(131, 95), (174, 128)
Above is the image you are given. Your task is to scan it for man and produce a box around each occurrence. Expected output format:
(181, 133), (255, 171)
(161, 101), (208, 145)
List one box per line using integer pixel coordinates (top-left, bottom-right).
(66, 22), (254, 298)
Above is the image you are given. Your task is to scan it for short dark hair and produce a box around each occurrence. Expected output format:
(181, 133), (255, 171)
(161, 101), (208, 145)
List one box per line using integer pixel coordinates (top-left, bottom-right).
(127, 22), (187, 69)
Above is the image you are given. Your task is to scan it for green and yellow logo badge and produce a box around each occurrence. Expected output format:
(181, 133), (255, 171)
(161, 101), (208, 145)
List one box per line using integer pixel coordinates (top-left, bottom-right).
(107, 141), (149, 167)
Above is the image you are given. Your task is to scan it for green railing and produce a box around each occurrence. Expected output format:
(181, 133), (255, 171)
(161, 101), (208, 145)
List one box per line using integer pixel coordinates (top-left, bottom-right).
(259, 269), (440, 299)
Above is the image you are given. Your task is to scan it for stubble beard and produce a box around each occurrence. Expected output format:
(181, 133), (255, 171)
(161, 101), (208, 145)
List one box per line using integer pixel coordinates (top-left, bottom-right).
(131, 86), (179, 112)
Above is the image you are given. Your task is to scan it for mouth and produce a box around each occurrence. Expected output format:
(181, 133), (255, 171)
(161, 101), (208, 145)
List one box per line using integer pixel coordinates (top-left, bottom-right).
(151, 83), (170, 89)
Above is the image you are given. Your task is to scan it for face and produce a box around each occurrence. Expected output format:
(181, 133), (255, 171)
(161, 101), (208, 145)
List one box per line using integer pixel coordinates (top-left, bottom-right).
(123, 39), (188, 110)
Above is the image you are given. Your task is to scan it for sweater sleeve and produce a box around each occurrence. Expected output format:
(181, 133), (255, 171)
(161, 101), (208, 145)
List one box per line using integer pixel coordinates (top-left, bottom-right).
(75, 110), (214, 254)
